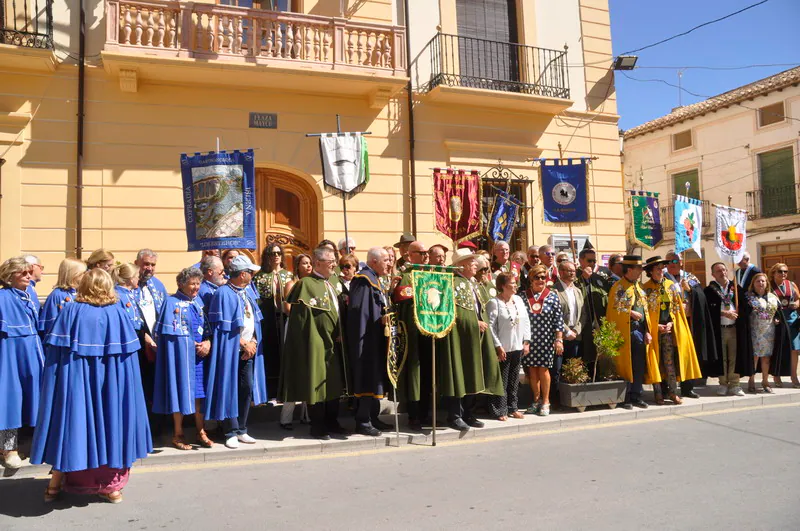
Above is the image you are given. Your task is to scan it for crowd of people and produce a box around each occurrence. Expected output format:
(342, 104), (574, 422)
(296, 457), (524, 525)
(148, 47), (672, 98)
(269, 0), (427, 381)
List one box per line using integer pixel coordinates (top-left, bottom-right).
(1, 236), (798, 504)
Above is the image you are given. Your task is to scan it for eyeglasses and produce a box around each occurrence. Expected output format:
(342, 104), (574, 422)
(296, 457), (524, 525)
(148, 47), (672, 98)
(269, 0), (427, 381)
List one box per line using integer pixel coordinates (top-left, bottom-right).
(411, 250), (429, 255)
(668, 259), (680, 264)
(478, 267), (489, 273)
(556, 258), (567, 263)
(341, 264), (353, 270)
(318, 259), (336, 264)
(585, 259), (597, 264)
(544, 252), (556, 257)
(532, 275), (547, 280)
(562, 269), (576, 274)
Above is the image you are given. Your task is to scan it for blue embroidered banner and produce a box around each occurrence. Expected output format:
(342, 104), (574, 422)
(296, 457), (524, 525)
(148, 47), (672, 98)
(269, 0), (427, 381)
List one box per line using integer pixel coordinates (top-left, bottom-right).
(674, 195), (703, 257)
(539, 159), (589, 225)
(180, 149), (256, 251)
(488, 189), (522, 243)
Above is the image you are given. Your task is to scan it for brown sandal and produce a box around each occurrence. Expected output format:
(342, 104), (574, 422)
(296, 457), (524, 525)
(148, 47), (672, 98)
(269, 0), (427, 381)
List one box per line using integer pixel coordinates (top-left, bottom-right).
(44, 485), (61, 503)
(196, 430), (214, 448)
(172, 435), (192, 451)
(98, 491), (123, 504)
(669, 394), (683, 405)
(510, 411), (524, 419)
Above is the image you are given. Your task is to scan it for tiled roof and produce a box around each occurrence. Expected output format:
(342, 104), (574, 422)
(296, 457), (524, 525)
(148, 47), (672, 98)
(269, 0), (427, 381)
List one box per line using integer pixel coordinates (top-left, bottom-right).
(623, 66), (800, 139)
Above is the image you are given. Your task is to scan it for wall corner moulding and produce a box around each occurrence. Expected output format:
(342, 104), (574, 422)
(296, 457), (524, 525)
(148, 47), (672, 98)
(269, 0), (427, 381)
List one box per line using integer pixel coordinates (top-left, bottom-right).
(444, 139), (541, 159)
(0, 112), (32, 146)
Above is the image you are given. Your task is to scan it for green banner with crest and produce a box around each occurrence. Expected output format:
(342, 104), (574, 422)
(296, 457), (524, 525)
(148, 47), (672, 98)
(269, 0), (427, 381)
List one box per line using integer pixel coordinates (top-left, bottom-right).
(411, 270), (456, 338)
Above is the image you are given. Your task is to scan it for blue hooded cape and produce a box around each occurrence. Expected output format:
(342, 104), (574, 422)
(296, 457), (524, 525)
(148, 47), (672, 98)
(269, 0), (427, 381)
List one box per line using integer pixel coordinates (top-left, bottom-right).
(115, 286), (144, 331)
(38, 287), (77, 337)
(203, 283), (267, 420)
(0, 288), (43, 430)
(198, 279), (219, 310)
(30, 302), (152, 472)
(153, 292), (210, 415)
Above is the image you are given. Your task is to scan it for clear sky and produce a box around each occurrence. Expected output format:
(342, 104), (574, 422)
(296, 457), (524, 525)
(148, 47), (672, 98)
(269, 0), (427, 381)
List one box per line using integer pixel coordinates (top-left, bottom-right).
(609, 0), (800, 130)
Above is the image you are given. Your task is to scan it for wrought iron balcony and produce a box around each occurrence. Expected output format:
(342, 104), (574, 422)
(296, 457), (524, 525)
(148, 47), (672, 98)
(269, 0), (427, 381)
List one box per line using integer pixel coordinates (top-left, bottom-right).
(746, 184), (800, 220)
(660, 199), (711, 232)
(0, 0), (53, 49)
(419, 33), (569, 99)
(105, 0), (406, 75)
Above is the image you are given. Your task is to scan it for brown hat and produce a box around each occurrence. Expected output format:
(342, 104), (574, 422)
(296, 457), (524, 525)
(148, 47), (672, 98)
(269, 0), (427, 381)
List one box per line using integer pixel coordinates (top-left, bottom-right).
(643, 256), (669, 271)
(394, 232), (415, 248)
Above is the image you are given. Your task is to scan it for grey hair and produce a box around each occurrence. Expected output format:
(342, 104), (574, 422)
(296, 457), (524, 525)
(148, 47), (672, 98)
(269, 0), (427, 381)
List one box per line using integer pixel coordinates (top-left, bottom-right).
(527, 245), (539, 253)
(665, 250), (679, 260)
(176, 267), (203, 286)
(313, 246), (334, 261)
(136, 248), (158, 261)
(367, 246), (386, 263)
(539, 244), (553, 254)
(200, 256), (222, 274)
(493, 241), (509, 250)
(337, 237), (356, 250)
(558, 260), (576, 271)
(22, 254), (41, 266)
(474, 254), (489, 269)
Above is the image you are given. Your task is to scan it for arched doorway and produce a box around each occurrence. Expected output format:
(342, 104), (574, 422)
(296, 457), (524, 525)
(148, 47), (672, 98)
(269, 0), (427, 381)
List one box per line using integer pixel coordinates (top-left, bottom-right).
(249, 168), (320, 272)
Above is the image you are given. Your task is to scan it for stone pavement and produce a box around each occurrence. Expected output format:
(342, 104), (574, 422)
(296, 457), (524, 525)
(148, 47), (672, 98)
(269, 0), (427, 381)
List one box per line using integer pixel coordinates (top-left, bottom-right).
(3, 377), (799, 480)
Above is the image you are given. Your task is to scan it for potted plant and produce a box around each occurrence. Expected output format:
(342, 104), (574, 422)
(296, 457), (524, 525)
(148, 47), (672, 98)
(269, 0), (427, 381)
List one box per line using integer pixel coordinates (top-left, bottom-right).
(558, 317), (628, 412)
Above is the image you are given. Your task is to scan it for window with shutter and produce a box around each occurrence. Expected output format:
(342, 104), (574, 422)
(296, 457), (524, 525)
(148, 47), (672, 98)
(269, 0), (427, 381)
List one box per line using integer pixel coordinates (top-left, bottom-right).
(456, 0), (519, 88)
(672, 169), (700, 200)
(758, 147), (796, 217)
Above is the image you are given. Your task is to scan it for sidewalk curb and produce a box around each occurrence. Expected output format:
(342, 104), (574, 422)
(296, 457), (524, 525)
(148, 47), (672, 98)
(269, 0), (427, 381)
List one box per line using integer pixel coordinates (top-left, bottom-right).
(3, 389), (798, 480)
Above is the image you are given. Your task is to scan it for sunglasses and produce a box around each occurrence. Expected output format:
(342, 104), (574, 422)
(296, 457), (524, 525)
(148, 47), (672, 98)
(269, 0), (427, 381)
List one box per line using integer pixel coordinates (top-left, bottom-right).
(778, 270), (789, 274)
(411, 250), (429, 255)
(586, 259), (597, 264)
(557, 258), (567, 263)
(340, 264), (353, 270)
(544, 252), (556, 257)
(668, 259), (680, 264)
(532, 275), (547, 280)
(267, 252), (282, 257)
(478, 267), (489, 272)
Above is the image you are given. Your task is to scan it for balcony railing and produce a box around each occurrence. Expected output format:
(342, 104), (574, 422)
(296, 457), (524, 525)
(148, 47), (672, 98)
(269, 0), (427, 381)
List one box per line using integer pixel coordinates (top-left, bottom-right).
(746, 184), (800, 220)
(0, 0), (53, 49)
(105, 0), (406, 74)
(660, 199), (711, 232)
(419, 33), (569, 99)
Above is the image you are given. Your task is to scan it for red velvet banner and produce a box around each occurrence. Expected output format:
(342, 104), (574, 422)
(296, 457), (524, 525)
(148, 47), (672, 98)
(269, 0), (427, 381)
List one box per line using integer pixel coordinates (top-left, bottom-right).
(433, 168), (482, 244)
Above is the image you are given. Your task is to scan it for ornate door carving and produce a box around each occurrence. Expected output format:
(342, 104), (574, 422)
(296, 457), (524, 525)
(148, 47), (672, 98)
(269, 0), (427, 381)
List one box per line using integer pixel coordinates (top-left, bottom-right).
(252, 168), (319, 273)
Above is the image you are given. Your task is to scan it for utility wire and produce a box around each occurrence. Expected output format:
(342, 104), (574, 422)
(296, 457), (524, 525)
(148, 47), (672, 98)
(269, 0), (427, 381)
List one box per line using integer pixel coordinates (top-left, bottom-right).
(620, 0), (771, 55)
(619, 71), (800, 123)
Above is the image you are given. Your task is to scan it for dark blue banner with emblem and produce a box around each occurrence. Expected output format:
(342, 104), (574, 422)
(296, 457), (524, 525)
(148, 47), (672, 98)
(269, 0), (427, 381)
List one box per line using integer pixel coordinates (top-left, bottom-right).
(487, 189), (522, 243)
(180, 149), (257, 251)
(539, 158), (589, 225)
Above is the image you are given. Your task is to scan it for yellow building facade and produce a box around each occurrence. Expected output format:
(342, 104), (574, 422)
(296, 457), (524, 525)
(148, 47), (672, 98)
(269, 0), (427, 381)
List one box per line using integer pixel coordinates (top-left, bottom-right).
(1, 0), (625, 291)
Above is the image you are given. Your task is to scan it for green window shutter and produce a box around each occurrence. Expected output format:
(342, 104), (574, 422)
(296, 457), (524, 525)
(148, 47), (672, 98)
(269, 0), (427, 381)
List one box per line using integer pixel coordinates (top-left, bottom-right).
(758, 147), (796, 217)
(672, 169), (699, 199)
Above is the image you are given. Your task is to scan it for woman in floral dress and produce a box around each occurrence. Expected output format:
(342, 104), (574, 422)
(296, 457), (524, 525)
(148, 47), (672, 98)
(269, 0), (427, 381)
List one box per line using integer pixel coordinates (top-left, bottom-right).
(745, 273), (783, 393)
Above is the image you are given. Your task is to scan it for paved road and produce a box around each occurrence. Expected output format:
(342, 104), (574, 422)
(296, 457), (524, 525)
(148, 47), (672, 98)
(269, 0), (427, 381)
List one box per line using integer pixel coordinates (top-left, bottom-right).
(1, 404), (798, 530)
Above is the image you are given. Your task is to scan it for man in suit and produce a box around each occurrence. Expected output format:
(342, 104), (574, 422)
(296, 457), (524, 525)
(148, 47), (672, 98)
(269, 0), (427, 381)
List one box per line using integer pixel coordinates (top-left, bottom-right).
(552, 260), (588, 405)
(735, 251), (761, 291)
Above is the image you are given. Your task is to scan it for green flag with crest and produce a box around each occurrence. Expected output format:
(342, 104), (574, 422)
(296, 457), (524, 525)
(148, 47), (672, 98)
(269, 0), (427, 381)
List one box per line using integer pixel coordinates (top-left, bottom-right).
(411, 270), (456, 338)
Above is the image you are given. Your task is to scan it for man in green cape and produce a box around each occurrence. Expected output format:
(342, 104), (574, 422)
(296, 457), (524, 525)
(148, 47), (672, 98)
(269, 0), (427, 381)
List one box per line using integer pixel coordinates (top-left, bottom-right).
(439, 249), (504, 431)
(576, 248), (612, 368)
(279, 246), (348, 440)
(392, 240), (431, 429)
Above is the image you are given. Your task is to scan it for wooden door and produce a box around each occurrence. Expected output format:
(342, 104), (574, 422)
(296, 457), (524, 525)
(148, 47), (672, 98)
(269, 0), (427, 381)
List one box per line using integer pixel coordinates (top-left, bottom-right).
(684, 258), (706, 285)
(251, 168), (319, 273)
(762, 253), (800, 286)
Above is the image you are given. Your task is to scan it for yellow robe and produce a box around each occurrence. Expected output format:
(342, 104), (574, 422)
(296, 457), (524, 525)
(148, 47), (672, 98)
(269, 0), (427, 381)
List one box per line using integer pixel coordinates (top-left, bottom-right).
(606, 278), (660, 384)
(642, 278), (703, 383)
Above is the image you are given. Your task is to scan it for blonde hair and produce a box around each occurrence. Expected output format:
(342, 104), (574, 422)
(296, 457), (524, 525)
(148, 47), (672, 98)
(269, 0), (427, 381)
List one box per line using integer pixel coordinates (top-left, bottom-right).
(55, 258), (87, 290)
(474, 254), (489, 269)
(76, 268), (117, 306)
(111, 263), (139, 286)
(0, 256), (33, 287)
(748, 272), (771, 295)
(87, 248), (115, 269)
(511, 251), (526, 265)
(768, 263), (789, 285)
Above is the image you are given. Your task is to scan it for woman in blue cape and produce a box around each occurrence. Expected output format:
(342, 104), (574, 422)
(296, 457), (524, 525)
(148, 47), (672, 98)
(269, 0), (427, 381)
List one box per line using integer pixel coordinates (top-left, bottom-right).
(38, 258), (87, 338)
(204, 256), (267, 449)
(153, 268), (213, 450)
(0, 256), (43, 470)
(31, 268), (152, 504)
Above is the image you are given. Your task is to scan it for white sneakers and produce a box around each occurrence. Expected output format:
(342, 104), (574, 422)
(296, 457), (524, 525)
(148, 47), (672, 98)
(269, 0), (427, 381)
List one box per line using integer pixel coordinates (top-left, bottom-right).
(2, 452), (23, 469)
(225, 436), (240, 449)
(732, 387), (746, 397)
(720, 385), (746, 397)
(716, 386), (729, 396)
(237, 433), (257, 444)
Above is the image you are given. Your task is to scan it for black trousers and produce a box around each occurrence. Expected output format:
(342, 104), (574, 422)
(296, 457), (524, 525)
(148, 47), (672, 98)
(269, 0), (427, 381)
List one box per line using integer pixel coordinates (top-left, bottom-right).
(442, 395), (476, 422)
(407, 337), (433, 422)
(354, 397), (382, 428)
(627, 321), (647, 402)
(223, 358), (254, 438)
(309, 399), (340, 436)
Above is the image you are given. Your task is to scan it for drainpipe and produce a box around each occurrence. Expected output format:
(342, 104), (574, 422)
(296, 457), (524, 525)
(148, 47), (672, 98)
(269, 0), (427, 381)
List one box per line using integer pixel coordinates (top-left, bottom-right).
(403, 0), (417, 236)
(75, 0), (85, 259)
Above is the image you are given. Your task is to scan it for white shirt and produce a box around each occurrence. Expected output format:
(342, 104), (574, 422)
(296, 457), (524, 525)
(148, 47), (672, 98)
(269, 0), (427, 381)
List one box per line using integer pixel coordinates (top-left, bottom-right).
(717, 280), (736, 327)
(559, 280), (578, 328)
(486, 295), (531, 352)
(139, 285), (157, 332)
(240, 295), (256, 342)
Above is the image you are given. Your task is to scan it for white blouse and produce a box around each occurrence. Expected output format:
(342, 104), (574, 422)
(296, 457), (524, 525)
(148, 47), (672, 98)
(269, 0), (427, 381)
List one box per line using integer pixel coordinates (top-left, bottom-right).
(486, 295), (532, 352)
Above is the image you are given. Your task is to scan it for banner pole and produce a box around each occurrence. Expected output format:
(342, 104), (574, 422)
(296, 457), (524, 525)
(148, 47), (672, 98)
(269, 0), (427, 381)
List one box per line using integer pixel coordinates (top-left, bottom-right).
(393, 386), (400, 448)
(727, 195), (740, 312)
(431, 339), (437, 447)
(335, 114), (350, 248)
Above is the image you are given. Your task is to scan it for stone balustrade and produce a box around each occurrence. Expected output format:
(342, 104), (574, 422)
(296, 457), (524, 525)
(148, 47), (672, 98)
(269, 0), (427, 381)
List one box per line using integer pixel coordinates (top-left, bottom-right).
(105, 0), (406, 75)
